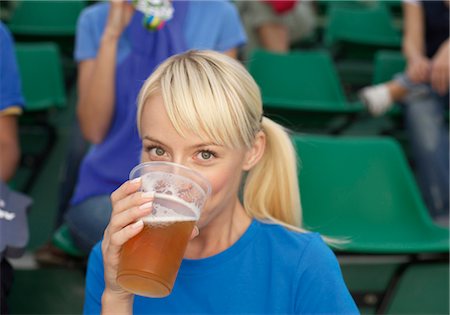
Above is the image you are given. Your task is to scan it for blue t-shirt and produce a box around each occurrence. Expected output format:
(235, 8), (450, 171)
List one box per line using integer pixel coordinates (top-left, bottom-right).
(0, 22), (25, 113)
(71, 1), (246, 206)
(84, 220), (359, 314)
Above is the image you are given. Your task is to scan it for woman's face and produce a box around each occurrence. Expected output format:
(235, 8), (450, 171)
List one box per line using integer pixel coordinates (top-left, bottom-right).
(139, 94), (261, 229)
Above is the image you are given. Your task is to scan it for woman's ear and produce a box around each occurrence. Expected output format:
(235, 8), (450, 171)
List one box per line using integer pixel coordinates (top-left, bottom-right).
(242, 131), (266, 171)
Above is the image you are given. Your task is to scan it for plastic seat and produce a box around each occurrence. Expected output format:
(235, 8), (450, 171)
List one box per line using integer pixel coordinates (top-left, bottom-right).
(15, 43), (66, 111)
(372, 50), (407, 119)
(372, 50), (406, 85)
(385, 263), (449, 314)
(324, 3), (402, 86)
(247, 49), (363, 133)
(8, 0), (85, 58)
(8, 1), (85, 36)
(14, 43), (67, 192)
(324, 3), (401, 50)
(293, 134), (449, 254)
(52, 224), (85, 257)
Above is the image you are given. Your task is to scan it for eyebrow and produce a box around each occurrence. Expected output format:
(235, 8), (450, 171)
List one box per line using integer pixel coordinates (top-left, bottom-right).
(143, 136), (221, 149)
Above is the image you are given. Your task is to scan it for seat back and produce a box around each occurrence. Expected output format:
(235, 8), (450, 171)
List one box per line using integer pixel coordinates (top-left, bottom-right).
(248, 49), (349, 111)
(293, 134), (449, 253)
(8, 0), (85, 36)
(324, 4), (401, 48)
(372, 50), (406, 84)
(385, 264), (449, 314)
(15, 43), (66, 111)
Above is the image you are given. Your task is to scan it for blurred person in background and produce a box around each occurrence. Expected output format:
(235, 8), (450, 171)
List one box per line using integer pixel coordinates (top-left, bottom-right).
(0, 21), (25, 315)
(359, 0), (449, 224)
(236, 0), (317, 59)
(35, 0), (246, 264)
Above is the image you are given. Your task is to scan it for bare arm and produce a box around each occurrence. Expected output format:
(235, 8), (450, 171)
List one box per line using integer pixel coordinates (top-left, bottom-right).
(223, 48), (239, 59)
(77, 2), (133, 144)
(430, 38), (450, 95)
(402, 2), (431, 83)
(77, 35), (119, 144)
(0, 114), (20, 182)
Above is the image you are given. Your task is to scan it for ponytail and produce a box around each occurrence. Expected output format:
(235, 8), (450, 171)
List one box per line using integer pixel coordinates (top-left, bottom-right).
(243, 117), (306, 232)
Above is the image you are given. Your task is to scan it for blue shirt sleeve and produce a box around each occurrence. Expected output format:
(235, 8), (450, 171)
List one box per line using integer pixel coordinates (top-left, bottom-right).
(0, 22), (25, 111)
(84, 242), (105, 315)
(74, 4), (109, 62)
(213, 1), (247, 52)
(294, 235), (360, 314)
(185, 1), (247, 52)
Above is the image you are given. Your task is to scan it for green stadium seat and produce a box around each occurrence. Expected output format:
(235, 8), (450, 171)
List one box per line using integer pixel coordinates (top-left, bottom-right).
(15, 43), (66, 111)
(371, 50), (407, 120)
(383, 0), (403, 20)
(52, 224), (85, 257)
(385, 263), (449, 314)
(372, 50), (406, 85)
(293, 134), (449, 312)
(323, 3), (402, 86)
(8, 0), (85, 36)
(7, 0), (85, 59)
(324, 3), (401, 50)
(247, 49), (363, 133)
(13, 43), (67, 193)
(293, 134), (449, 254)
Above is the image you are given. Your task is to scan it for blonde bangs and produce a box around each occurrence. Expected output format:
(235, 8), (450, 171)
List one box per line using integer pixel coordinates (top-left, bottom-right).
(138, 51), (262, 149)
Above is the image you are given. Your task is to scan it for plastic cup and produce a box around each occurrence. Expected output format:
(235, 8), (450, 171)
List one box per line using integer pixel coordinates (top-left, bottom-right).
(117, 162), (211, 298)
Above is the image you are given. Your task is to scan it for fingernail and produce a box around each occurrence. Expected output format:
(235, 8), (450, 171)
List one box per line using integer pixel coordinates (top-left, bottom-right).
(132, 220), (144, 229)
(139, 201), (153, 210)
(130, 177), (141, 184)
(142, 191), (155, 199)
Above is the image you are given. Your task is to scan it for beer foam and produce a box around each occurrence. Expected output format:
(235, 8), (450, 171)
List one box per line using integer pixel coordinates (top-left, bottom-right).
(141, 172), (207, 210)
(142, 193), (200, 227)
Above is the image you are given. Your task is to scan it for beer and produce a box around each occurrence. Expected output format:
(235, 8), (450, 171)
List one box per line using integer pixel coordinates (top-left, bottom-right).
(118, 161), (211, 297)
(117, 219), (195, 297)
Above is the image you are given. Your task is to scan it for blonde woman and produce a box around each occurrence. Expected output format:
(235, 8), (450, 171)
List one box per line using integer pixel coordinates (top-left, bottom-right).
(84, 50), (358, 314)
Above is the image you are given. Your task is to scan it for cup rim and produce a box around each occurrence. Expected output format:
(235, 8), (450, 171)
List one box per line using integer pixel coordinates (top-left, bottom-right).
(129, 161), (212, 196)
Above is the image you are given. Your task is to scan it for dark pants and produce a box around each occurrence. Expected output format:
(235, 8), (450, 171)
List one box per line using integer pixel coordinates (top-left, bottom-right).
(1, 258), (14, 314)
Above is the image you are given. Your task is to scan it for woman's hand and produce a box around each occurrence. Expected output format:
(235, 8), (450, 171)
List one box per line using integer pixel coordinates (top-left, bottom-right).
(103, 0), (134, 40)
(101, 178), (155, 300)
(430, 41), (449, 95)
(406, 55), (431, 84)
(101, 179), (200, 299)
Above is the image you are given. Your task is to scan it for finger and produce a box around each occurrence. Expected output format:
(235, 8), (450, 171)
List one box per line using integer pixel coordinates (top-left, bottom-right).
(408, 67), (422, 83)
(109, 202), (153, 234)
(437, 71), (448, 95)
(109, 220), (145, 252)
(437, 66), (449, 95)
(430, 65), (443, 94)
(112, 190), (154, 215)
(417, 64), (429, 83)
(111, 178), (142, 204)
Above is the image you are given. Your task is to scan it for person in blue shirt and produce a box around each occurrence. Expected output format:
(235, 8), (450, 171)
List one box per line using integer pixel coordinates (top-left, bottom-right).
(84, 50), (359, 314)
(35, 0), (247, 262)
(0, 22), (24, 183)
(0, 21), (25, 314)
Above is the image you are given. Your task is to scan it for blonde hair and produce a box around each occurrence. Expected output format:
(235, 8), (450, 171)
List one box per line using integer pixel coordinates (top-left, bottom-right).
(137, 50), (306, 232)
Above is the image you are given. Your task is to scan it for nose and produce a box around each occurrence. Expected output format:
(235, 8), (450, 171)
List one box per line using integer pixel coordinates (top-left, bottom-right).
(171, 156), (185, 166)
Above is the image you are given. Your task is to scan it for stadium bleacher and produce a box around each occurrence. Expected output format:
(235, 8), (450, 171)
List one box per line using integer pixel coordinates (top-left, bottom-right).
(3, 1), (448, 314)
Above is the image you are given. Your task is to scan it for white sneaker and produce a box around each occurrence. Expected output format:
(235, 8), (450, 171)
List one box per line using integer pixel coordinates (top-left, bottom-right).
(359, 84), (393, 117)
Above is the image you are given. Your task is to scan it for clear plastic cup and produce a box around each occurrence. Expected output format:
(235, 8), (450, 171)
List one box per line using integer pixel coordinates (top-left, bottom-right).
(117, 162), (211, 297)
